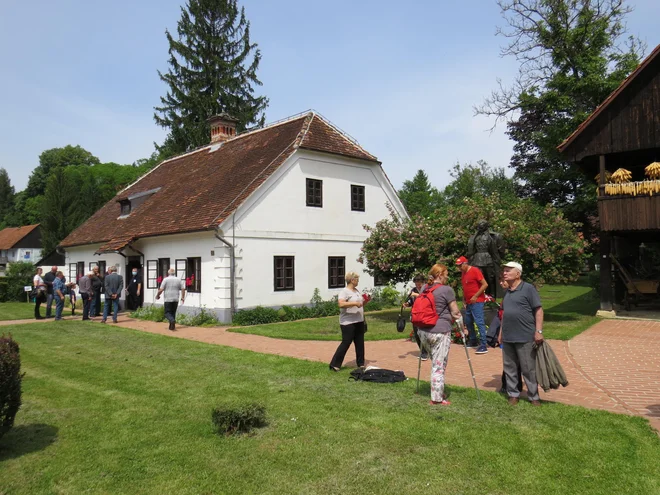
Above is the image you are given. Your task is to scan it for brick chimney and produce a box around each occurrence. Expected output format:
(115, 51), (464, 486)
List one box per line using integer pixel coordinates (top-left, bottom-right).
(208, 113), (239, 144)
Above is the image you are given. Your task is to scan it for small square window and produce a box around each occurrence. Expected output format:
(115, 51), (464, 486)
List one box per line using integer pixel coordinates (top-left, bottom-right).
(120, 201), (131, 216)
(274, 256), (295, 291)
(351, 185), (365, 211)
(306, 178), (323, 207)
(328, 257), (346, 289)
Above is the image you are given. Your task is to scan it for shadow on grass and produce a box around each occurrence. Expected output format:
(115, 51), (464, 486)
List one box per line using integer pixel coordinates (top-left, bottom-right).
(0, 424), (58, 461)
(545, 291), (599, 317)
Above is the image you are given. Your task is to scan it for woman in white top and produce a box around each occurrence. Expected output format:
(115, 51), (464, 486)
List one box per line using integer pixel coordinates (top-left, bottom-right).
(33, 267), (47, 320)
(329, 271), (366, 371)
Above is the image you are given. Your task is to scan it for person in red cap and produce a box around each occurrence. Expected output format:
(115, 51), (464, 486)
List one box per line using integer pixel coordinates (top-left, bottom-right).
(456, 255), (489, 354)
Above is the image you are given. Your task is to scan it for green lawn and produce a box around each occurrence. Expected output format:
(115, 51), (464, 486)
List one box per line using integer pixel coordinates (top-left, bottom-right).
(1, 321), (658, 495)
(0, 302), (35, 321)
(230, 281), (600, 341)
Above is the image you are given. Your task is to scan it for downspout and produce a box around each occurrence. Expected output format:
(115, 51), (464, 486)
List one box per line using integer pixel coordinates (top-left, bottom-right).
(214, 225), (236, 318)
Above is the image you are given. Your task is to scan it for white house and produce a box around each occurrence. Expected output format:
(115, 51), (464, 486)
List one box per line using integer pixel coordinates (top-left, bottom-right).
(59, 111), (408, 322)
(0, 224), (43, 276)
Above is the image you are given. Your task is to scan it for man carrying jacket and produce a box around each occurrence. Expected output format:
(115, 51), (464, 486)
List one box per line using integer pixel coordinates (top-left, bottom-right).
(498, 261), (544, 406)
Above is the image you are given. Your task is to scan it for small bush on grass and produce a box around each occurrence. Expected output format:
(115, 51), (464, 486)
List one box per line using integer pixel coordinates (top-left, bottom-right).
(232, 306), (280, 326)
(0, 334), (24, 440)
(176, 307), (220, 326)
(131, 305), (165, 322)
(211, 402), (267, 436)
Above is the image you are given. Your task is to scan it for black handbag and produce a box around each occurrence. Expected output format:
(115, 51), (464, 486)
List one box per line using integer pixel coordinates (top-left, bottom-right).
(363, 318), (368, 333)
(396, 306), (407, 333)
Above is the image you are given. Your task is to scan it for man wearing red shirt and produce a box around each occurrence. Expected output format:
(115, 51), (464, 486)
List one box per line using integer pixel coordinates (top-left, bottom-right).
(456, 256), (489, 354)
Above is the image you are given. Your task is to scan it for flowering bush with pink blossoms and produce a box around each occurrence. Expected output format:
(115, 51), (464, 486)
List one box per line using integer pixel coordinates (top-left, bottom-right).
(359, 196), (587, 286)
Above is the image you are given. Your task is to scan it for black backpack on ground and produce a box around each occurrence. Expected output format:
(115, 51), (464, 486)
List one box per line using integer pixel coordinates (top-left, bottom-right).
(349, 368), (406, 383)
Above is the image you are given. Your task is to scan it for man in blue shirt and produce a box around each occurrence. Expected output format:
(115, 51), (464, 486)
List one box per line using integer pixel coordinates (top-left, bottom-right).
(52, 271), (67, 321)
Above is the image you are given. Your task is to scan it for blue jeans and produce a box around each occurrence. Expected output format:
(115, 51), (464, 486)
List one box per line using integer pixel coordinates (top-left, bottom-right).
(465, 302), (487, 346)
(103, 296), (119, 322)
(54, 296), (65, 320)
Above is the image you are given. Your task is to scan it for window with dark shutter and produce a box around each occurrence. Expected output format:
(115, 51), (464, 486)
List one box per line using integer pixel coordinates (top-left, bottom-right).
(146, 260), (158, 289)
(351, 185), (365, 211)
(274, 256), (295, 291)
(157, 258), (170, 286)
(328, 257), (346, 289)
(306, 178), (323, 207)
(76, 262), (85, 282)
(186, 257), (201, 293)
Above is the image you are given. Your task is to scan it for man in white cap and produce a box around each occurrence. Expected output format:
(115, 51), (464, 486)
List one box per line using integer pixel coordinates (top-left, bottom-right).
(498, 261), (544, 406)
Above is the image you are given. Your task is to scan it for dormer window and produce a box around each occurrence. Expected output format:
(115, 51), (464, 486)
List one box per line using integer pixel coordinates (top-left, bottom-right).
(120, 200), (131, 216)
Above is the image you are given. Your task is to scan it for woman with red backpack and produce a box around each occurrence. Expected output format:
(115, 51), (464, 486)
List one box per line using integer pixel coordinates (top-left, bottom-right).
(412, 264), (466, 406)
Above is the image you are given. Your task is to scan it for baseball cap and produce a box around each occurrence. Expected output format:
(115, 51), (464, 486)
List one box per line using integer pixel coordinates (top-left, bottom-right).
(455, 256), (468, 266)
(503, 261), (523, 272)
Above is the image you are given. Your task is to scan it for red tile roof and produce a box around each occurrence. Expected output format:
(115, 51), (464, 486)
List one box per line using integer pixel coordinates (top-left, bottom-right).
(60, 112), (378, 249)
(558, 43), (660, 154)
(0, 224), (40, 250)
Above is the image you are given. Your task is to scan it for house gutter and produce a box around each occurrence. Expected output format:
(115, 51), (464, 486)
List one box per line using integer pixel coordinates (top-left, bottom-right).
(214, 225), (236, 317)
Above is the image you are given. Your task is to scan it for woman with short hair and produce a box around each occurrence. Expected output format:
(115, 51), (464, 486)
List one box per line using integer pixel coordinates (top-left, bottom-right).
(329, 271), (366, 372)
(417, 263), (465, 405)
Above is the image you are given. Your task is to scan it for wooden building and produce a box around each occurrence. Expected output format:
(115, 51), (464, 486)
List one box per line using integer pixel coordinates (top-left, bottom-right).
(559, 43), (660, 312)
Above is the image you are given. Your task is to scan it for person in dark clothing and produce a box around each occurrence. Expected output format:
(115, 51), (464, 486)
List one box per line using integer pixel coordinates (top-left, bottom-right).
(90, 266), (104, 317)
(403, 274), (428, 360)
(78, 272), (94, 320)
(33, 267), (47, 319)
(102, 266), (124, 323)
(126, 268), (142, 311)
(42, 266), (58, 318)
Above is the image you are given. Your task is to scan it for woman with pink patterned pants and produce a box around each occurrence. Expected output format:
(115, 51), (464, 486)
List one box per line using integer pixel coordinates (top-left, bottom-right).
(417, 263), (467, 405)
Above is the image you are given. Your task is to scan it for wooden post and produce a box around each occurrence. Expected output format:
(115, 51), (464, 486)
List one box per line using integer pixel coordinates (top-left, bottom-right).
(600, 234), (613, 311)
(598, 155), (613, 311)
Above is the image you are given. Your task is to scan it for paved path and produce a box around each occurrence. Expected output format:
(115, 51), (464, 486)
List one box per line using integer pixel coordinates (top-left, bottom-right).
(3, 315), (658, 431)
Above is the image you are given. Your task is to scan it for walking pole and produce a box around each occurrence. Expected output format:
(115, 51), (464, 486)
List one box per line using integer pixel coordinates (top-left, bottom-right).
(457, 322), (481, 400)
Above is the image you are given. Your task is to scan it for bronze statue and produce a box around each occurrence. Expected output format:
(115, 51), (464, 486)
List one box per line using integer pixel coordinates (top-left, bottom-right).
(467, 220), (506, 298)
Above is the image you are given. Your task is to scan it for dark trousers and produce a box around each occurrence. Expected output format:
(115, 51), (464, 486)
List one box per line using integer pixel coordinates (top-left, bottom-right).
(330, 321), (365, 368)
(502, 341), (539, 401)
(34, 292), (46, 319)
(164, 301), (178, 323)
(80, 292), (91, 319)
(127, 291), (140, 311)
(46, 293), (54, 317)
(91, 292), (102, 316)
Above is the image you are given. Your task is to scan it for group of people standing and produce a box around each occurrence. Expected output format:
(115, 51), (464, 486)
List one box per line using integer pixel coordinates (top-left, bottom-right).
(32, 265), (187, 331)
(328, 258), (544, 407)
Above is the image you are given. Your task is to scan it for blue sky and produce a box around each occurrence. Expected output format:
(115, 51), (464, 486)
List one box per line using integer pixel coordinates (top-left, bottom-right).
(1, 0), (659, 192)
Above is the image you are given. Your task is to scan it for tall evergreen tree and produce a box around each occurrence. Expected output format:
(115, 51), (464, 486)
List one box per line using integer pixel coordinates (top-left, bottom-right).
(154, 0), (268, 154)
(40, 167), (77, 254)
(0, 168), (15, 226)
(476, 0), (642, 237)
(397, 170), (443, 218)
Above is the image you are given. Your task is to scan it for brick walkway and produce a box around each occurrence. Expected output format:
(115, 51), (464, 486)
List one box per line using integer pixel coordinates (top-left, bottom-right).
(3, 315), (658, 431)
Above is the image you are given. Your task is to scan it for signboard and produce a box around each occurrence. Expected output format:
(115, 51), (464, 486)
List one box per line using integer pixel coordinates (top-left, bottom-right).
(24, 286), (32, 292)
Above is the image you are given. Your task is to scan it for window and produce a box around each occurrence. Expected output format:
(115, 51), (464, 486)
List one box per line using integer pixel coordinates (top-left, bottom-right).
(69, 263), (76, 283)
(147, 260), (158, 289)
(76, 262), (85, 282)
(120, 200), (131, 216)
(89, 260), (106, 273)
(98, 260), (106, 276)
(158, 258), (170, 286)
(175, 259), (187, 281)
(274, 256), (295, 291)
(351, 185), (365, 211)
(374, 271), (388, 287)
(306, 178), (323, 207)
(187, 257), (201, 293)
(328, 257), (346, 289)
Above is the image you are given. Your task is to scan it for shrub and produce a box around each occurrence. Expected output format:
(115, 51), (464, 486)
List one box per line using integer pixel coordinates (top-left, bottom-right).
(131, 305), (165, 322)
(0, 334), (23, 440)
(211, 402), (267, 436)
(177, 307), (220, 326)
(232, 306), (280, 326)
(2, 262), (35, 302)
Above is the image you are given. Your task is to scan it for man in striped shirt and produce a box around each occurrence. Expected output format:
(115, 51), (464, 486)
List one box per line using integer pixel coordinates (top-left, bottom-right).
(156, 268), (186, 331)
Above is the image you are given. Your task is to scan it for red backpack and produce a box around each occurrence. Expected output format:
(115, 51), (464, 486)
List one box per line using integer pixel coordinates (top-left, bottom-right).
(411, 284), (442, 328)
